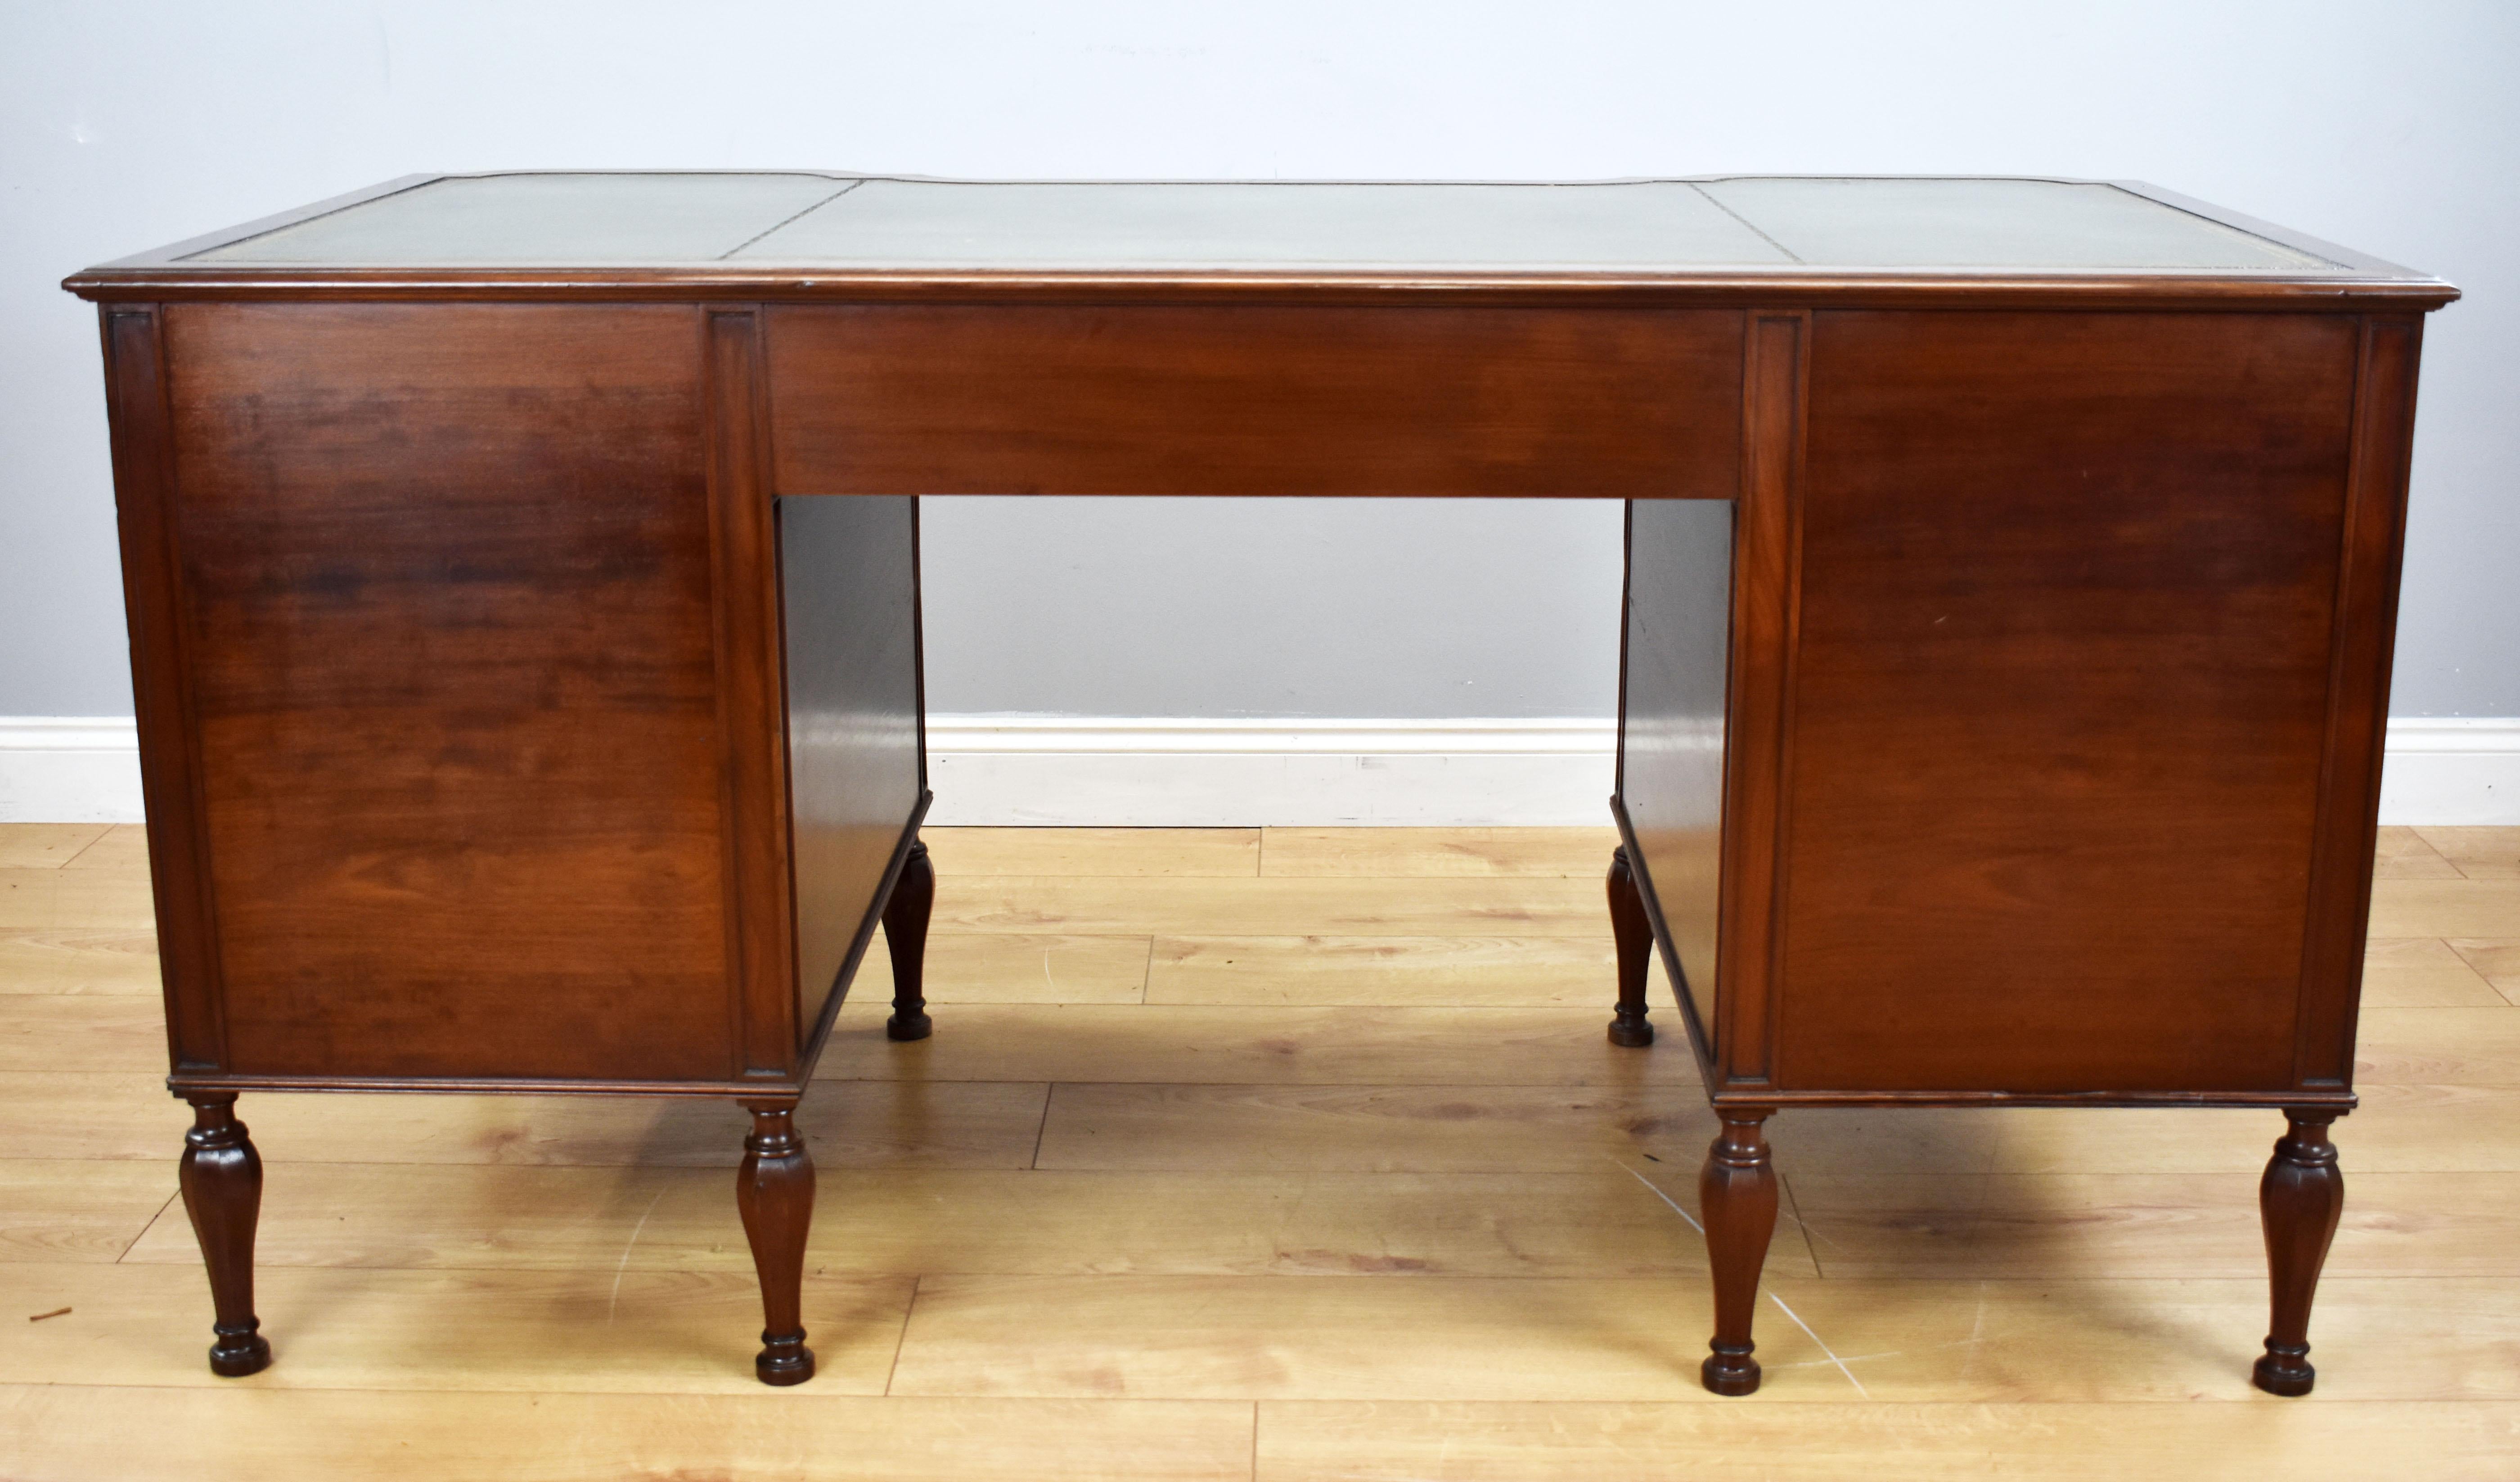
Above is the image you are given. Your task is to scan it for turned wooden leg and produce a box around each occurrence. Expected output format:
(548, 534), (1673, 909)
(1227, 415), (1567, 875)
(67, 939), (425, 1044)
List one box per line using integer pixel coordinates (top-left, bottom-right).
(2254, 1109), (2344, 1396)
(179, 1095), (271, 1377)
(1606, 845), (1653, 1047)
(883, 839), (935, 1042)
(1700, 1108), (1778, 1395)
(736, 1100), (816, 1386)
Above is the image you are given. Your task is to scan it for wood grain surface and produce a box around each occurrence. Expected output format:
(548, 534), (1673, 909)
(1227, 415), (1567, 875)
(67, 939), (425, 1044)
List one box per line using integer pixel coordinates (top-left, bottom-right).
(766, 304), (1745, 499)
(1768, 311), (2367, 1095)
(152, 303), (738, 1083)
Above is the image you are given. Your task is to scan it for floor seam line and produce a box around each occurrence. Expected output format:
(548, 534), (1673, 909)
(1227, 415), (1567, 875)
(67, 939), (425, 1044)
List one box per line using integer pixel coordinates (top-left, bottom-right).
(115, 1189), (181, 1263)
(881, 1275), (919, 1396)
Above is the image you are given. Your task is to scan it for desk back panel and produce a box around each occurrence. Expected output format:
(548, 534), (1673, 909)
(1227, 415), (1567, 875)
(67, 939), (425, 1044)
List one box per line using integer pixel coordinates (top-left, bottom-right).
(764, 305), (1745, 500)
(130, 303), (749, 1084)
(1768, 310), (2369, 1096)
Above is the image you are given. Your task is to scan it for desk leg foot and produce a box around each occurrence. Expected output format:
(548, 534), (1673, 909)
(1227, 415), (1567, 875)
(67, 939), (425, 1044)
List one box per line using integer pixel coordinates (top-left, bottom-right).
(1606, 846), (1653, 1047)
(2254, 1110), (2342, 1397)
(737, 1100), (816, 1386)
(179, 1095), (272, 1378)
(1700, 1109), (1776, 1396)
(884, 839), (935, 1042)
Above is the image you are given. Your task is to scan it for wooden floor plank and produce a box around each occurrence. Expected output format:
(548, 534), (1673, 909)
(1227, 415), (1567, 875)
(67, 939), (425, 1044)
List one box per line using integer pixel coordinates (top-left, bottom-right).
(1035, 1085), (2008, 1176)
(118, 1162), (1808, 1280)
(0, 868), (156, 931)
(58, 823), (150, 874)
(1258, 827), (1619, 878)
(2355, 1007), (2520, 1084)
(1255, 1399), (2520, 1482)
(0, 927), (160, 996)
(2375, 825), (2464, 879)
(933, 875), (1606, 937)
(2446, 939), (2520, 1003)
(2368, 879), (2520, 938)
(0, 1074), (1058, 1168)
(2359, 938), (2509, 1007)
(1033, 1083), (1684, 1174)
(2415, 826), (2520, 879)
(0, 1161), (171, 1263)
(817, 1000), (1696, 1086)
(1147, 936), (1617, 1007)
(1988, 1086), (2520, 1174)
(894, 1272), (2520, 1403)
(0, 1073), (182, 1159)
(0, 825), (109, 871)
(893, 1273), (1724, 1402)
(0, 1385), (1259, 1482)
(871, 931), (1152, 1004)
(0, 995), (169, 1072)
(926, 827), (1260, 877)
(0, 1261), (912, 1395)
(1787, 1170), (2520, 1278)
(0, 1074), (1050, 1167)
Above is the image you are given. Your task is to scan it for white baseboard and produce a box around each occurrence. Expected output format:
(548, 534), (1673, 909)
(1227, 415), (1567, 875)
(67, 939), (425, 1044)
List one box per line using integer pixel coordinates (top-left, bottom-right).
(925, 717), (1616, 826)
(5, 714), (2517, 828)
(0, 719), (145, 823)
(2376, 718), (2520, 827)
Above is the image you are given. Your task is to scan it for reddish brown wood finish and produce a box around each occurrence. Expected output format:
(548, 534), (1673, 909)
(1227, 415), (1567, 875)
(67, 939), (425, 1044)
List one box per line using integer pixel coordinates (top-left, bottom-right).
(882, 839), (936, 1042)
(66, 176), (2454, 1393)
(102, 307), (227, 1074)
(178, 1095), (270, 1376)
(1711, 311), (1807, 1090)
(776, 495), (927, 1054)
(1698, 1110), (1777, 1396)
(765, 305), (1745, 500)
(2255, 1112), (2345, 1395)
(1759, 311), (2364, 1096)
(735, 1100), (816, 1386)
(1605, 845), (1653, 1047)
(1616, 496), (1732, 1054)
(2294, 319), (2426, 1088)
(706, 308), (803, 1079)
(157, 304), (735, 1084)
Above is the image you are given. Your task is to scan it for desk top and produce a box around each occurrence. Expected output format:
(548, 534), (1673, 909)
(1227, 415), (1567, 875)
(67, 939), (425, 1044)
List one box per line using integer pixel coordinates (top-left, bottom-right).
(67, 173), (2454, 308)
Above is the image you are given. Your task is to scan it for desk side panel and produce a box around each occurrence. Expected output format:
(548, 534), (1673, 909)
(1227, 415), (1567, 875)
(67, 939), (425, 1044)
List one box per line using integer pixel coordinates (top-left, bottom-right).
(777, 494), (925, 1044)
(1776, 310), (2358, 1095)
(765, 305), (1743, 499)
(1618, 500), (1735, 1053)
(159, 302), (736, 1083)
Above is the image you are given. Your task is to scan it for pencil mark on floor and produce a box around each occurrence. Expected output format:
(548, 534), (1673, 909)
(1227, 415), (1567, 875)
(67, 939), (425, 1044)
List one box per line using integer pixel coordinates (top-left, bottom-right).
(607, 1189), (668, 1325)
(1768, 1289), (1868, 1396)
(1613, 1157), (1704, 1234)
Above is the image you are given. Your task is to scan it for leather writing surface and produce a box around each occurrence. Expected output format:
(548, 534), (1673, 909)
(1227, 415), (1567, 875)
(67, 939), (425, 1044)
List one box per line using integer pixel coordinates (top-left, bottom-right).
(741, 179), (1787, 268)
(184, 173), (850, 264)
(1696, 177), (2333, 270)
(172, 173), (2358, 276)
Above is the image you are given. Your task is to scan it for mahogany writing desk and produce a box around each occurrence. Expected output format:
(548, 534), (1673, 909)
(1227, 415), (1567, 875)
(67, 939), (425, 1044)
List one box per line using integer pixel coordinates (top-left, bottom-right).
(63, 174), (2457, 1395)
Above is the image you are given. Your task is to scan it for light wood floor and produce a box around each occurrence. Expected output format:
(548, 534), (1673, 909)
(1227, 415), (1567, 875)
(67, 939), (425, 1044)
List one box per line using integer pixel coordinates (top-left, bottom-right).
(4, 822), (2519, 1479)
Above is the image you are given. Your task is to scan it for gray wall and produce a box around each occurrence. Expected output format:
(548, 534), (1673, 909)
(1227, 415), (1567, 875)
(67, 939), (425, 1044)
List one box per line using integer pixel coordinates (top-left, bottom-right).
(6, 0), (2515, 722)
(921, 498), (1622, 717)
